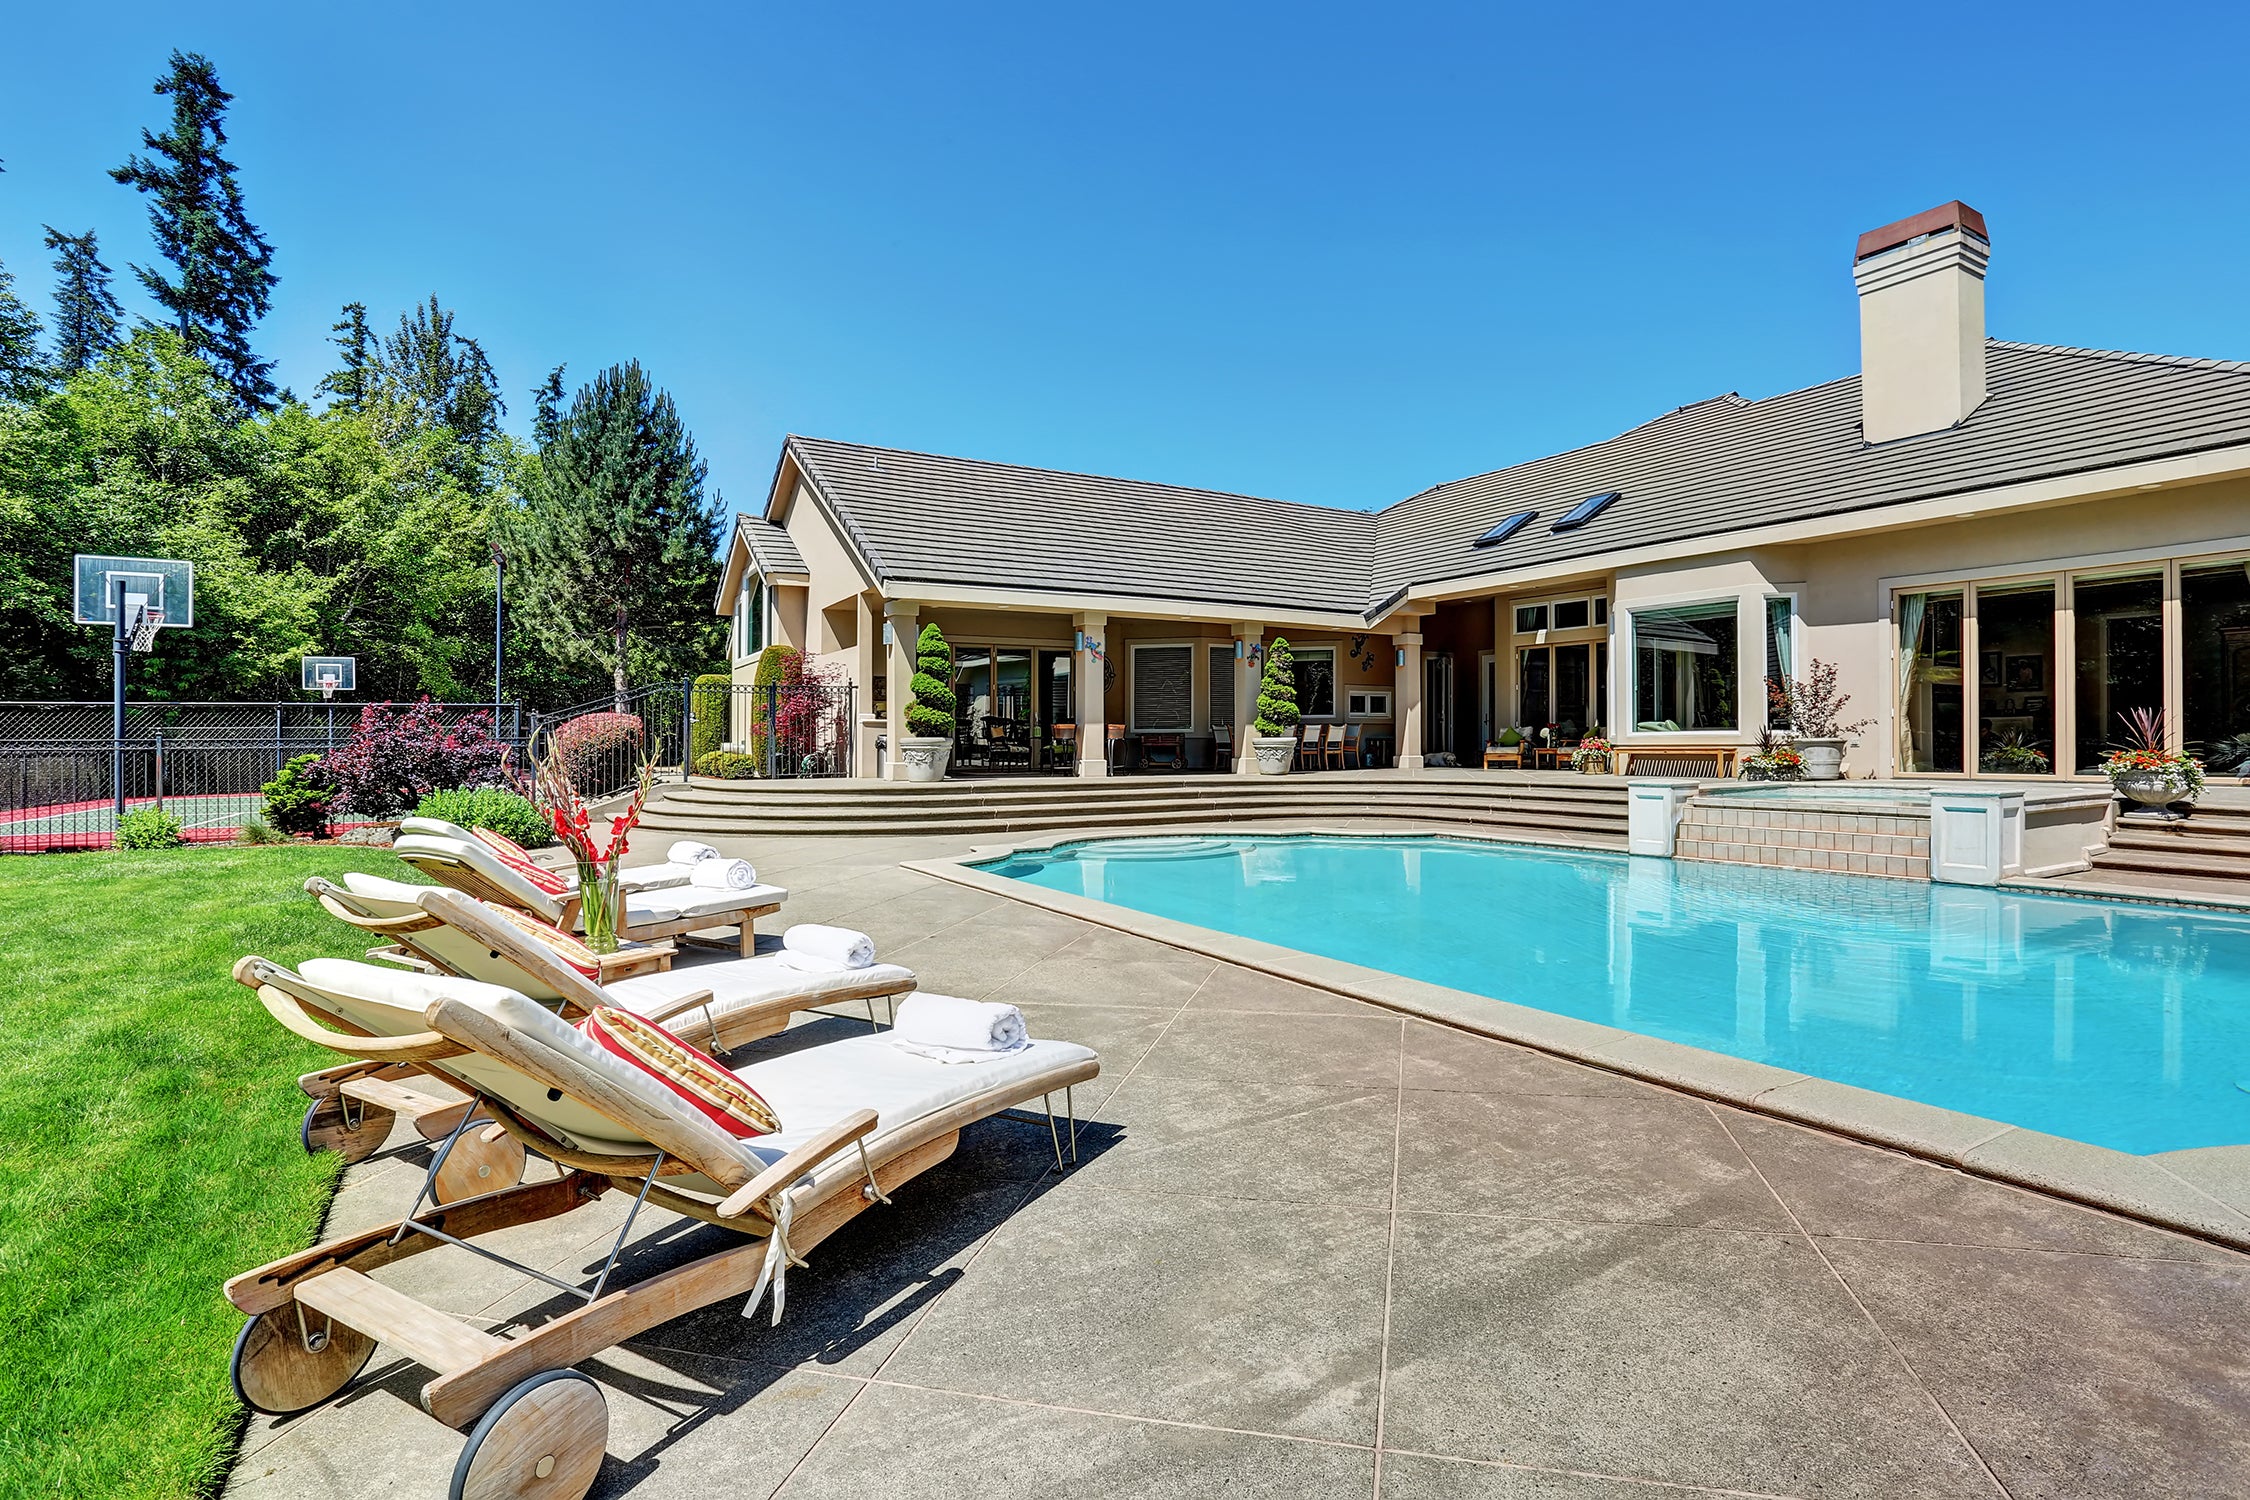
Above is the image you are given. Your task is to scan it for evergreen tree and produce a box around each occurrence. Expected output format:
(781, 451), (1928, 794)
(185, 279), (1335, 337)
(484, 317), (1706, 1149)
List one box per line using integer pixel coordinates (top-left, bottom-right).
(369, 295), (504, 451)
(531, 364), (566, 448)
(0, 253), (43, 403)
(316, 301), (372, 410)
(506, 360), (725, 702)
(110, 50), (279, 411)
(42, 228), (122, 375)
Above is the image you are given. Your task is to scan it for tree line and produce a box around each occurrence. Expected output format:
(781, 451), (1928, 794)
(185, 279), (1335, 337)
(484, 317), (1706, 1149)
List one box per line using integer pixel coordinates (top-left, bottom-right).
(0, 50), (726, 706)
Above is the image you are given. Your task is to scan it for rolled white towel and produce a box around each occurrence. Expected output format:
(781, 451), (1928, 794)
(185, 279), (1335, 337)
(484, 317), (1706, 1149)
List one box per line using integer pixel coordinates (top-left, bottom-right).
(668, 840), (721, 865)
(687, 857), (757, 891)
(782, 924), (875, 970)
(893, 992), (1027, 1053)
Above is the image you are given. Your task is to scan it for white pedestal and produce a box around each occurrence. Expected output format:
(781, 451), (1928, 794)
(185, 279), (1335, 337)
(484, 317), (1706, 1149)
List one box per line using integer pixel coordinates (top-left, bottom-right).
(1928, 788), (2024, 886)
(1626, 784), (1696, 857)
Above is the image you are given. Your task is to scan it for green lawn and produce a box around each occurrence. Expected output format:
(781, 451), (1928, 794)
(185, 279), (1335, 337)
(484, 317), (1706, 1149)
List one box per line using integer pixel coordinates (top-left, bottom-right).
(0, 846), (429, 1500)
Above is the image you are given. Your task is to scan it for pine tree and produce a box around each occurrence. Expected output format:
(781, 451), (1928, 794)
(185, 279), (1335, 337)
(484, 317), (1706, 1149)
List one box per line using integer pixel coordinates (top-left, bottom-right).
(0, 253), (43, 402)
(110, 50), (279, 411)
(369, 295), (504, 450)
(531, 364), (566, 448)
(506, 361), (725, 701)
(316, 301), (372, 410)
(42, 228), (122, 375)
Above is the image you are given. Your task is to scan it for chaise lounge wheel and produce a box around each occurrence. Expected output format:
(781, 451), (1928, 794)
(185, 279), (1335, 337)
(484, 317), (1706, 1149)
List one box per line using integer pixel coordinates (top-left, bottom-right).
(451, 1370), (608, 1500)
(230, 1307), (376, 1416)
(302, 1094), (396, 1163)
(433, 1127), (527, 1205)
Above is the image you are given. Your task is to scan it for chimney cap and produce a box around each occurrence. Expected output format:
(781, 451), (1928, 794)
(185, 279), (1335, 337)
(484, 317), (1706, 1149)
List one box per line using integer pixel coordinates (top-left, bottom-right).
(1855, 201), (1990, 263)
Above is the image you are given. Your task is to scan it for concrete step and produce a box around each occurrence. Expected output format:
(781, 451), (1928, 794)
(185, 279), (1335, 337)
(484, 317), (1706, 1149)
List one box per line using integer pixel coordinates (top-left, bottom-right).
(2089, 845), (2250, 882)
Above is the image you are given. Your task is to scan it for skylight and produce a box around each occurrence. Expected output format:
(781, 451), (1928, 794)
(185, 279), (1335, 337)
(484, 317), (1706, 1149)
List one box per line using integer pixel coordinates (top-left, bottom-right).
(1472, 510), (1537, 548)
(1551, 491), (1620, 532)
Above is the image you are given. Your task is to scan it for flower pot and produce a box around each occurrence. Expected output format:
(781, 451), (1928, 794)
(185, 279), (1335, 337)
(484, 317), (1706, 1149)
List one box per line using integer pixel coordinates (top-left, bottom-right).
(1251, 736), (1298, 776)
(898, 736), (952, 783)
(1795, 737), (1846, 782)
(2111, 768), (2190, 812)
(1577, 755), (1609, 776)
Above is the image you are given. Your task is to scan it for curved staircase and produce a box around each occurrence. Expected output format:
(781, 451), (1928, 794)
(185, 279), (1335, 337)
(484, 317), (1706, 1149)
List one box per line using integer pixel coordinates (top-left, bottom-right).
(636, 771), (1631, 847)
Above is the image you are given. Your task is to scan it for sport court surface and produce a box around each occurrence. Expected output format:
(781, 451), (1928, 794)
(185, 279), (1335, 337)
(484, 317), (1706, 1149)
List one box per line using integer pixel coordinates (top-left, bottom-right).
(226, 833), (2250, 1499)
(0, 793), (265, 850)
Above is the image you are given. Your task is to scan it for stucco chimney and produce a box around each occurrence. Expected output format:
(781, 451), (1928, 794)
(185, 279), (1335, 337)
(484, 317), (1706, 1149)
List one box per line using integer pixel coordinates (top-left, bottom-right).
(1852, 201), (1990, 443)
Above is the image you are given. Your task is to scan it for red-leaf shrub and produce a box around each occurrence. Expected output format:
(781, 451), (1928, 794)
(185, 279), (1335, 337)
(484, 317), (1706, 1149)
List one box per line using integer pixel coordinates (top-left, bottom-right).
(547, 712), (647, 794)
(321, 700), (512, 818)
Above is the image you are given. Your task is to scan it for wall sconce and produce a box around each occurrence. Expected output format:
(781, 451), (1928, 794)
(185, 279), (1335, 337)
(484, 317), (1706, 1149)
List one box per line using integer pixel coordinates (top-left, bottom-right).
(1233, 640), (1244, 659)
(1395, 648), (1406, 668)
(882, 622), (895, 647)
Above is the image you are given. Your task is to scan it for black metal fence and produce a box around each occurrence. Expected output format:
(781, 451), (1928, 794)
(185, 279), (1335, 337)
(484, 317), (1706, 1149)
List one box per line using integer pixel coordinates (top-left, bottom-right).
(527, 679), (856, 799)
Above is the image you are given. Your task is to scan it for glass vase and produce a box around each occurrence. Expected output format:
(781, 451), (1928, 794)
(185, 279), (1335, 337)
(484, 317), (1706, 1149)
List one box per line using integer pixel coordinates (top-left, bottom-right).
(576, 859), (623, 953)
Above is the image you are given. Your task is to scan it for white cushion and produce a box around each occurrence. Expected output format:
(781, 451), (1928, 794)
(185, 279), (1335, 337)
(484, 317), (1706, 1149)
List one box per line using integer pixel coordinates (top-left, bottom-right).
(735, 1032), (1098, 1158)
(625, 882), (790, 921)
(606, 956), (915, 1017)
(338, 870), (442, 917)
(398, 816), (478, 843)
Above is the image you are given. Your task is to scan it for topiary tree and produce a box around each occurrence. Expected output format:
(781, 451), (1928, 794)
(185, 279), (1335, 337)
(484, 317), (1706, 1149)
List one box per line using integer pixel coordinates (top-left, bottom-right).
(1252, 637), (1300, 737)
(748, 645), (803, 769)
(690, 672), (731, 764)
(907, 623), (957, 739)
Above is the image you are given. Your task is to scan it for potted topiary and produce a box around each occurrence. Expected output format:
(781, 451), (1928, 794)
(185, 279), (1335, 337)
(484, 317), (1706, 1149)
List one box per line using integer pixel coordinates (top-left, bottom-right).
(1766, 660), (1872, 782)
(902, 623), (957, 782)
(1250, 638), (1301, 775)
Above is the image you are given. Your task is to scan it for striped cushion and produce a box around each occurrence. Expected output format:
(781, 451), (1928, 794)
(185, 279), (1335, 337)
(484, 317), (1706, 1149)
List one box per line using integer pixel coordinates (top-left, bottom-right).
(488, 904), (603, 979)
(579, 1006), (780, 1139)
(470, 826), (572, 896)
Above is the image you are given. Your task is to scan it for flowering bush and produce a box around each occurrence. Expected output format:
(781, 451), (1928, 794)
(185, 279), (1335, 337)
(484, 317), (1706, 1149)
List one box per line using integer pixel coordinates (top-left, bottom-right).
(1571, 734), (1613, 772)
(1740, 744), (1805, 781)
(546, 712), (647, 795)
(2103, 708), (2205, 802)
(321, 700), (511, 818)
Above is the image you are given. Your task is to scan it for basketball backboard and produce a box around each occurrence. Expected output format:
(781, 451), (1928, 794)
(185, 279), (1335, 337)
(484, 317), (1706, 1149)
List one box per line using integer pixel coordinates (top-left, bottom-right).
(301, 655), (357, 694)
(74, 555), (194, 629)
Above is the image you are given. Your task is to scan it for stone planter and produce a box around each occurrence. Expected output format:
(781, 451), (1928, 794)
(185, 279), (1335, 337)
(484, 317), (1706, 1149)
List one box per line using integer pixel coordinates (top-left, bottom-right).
(1251, 736), (1298, 776)
(898, 736), (952, 783)
(1576, 754), (1610, 775)
(1795, 737), (1846, 781)
(2110, 768), (2192, 815)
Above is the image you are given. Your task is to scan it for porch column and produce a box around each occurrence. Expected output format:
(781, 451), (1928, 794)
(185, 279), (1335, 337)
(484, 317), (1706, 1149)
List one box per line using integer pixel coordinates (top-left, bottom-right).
(1232, 623), (1262, 773)
(1075, 611), (1108, 778)
(883, 601), (919, 780)
(1397, 631), (1425, 770)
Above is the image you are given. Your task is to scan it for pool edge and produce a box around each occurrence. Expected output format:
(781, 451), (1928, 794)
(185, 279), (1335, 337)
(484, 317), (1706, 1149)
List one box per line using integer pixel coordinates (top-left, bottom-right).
(902, 825), (2250, 1257)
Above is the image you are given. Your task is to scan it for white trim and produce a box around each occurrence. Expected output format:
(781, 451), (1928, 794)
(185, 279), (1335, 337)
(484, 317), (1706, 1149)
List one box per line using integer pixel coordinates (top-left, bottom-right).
(1619, 593), (1756, 738)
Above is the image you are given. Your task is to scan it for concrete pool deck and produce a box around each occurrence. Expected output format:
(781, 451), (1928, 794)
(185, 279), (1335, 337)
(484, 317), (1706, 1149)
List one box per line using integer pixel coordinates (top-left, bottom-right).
(227, 832), (2250, 1499)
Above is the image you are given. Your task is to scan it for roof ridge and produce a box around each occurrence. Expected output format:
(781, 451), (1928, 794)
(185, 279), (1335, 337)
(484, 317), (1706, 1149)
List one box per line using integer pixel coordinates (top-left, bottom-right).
(785, 432), (1373, 519)
(1989, 339), (2250, 377)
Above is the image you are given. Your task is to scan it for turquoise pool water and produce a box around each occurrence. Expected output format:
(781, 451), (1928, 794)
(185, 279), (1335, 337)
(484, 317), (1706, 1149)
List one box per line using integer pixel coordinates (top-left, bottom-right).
(979, 835), (2250, 1154)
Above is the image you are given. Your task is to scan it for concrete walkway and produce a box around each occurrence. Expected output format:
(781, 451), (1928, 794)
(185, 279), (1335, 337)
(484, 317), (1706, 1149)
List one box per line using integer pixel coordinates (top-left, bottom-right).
(227, 834), (2250, 1500)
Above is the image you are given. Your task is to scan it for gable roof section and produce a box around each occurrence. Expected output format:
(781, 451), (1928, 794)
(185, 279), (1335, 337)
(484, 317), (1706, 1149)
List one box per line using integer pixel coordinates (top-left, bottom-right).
(784, 435), (1378, 615)
(1372, 342), (2250, 594)
(737, 517), (809, 579)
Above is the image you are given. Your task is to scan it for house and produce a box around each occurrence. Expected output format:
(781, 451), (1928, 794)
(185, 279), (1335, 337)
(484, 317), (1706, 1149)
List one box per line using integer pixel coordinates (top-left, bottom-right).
(714, 202), (2250, 783)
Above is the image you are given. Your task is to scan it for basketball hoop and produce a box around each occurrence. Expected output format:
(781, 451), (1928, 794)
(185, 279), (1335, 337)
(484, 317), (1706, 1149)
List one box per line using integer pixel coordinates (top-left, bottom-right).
(128, 607), (164, 653)
(317, 672), (339, 700)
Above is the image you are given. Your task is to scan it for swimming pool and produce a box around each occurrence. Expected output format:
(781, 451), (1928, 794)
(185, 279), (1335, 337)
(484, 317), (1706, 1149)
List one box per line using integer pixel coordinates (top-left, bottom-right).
(979, 834), (2250, 1154)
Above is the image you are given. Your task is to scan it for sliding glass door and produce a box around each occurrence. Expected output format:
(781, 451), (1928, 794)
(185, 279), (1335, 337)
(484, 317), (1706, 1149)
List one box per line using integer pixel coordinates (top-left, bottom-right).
(1899, 591), (1964, 773)
(2072, 573), (2162, 773)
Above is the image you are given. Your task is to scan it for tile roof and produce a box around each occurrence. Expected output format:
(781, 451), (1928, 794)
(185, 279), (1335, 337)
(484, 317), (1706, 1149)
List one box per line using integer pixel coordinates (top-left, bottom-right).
(735, 516), (808, 578)
(782, 340), (2250, 617)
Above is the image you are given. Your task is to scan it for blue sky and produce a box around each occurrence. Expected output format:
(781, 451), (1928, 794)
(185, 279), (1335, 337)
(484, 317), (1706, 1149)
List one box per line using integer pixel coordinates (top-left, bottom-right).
(3, 4), (2245, 514)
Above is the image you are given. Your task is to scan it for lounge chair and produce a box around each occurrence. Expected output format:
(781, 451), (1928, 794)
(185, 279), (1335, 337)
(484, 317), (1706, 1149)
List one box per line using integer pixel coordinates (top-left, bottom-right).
(222, 956), (1097, 1499)
(398, 818), (698, 892)
(1295, 721), (1321, 770)
(394, 832), (784, 957)
(293, 876), (920, 1176)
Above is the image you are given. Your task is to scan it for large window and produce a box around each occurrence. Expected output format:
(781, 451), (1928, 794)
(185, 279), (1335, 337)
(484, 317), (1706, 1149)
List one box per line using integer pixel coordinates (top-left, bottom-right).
(1899, 591), (1963, 772)
(1292, 647), (1337, 719)
(1764, 596), (1795, 729)
(1976, 582), (2055, 775)
(2073, 573), (2162, 773)
(2185, 560), (2250, 775)
(1132, 645), (1194, 731)
(1630, 600), (1739, 731)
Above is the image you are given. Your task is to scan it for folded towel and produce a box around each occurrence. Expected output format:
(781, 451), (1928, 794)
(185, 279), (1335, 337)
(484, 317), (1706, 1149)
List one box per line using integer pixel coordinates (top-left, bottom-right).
(893, 992), (1027, 1053)
(777, 949), (854, 975)
(891, 1037), (1035, 1065)
(668, 840), (721, 865)
(782, 924), (875, 969)
(688, 857), (757, 891)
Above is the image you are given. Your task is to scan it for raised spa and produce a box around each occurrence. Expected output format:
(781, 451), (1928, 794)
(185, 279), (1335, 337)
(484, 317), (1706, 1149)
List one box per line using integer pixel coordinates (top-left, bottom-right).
(979, 834), (2250, 1155)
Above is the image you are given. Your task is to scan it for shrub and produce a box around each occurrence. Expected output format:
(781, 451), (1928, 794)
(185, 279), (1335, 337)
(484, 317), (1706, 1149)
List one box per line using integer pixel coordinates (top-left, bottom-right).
(546, 711), (647, 794)
(690, 673), (732, 764)
(694, 750), (760, 779)
(752, 644), (801, 689)
(115, 806), (184, 850)
(1767, 660), (1872, 740)
(906, 623), (957, 739)
(415, 787), (553, 847)
(1252, 638), (1300, 737)
(322, 700), (511, 818)
(236, 815), (290, 845)
(261, 753), (333, 837)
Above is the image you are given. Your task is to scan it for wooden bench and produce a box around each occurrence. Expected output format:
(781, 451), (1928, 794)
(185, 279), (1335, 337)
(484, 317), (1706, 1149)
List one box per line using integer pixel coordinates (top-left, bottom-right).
(1618, 747), (1738, 779)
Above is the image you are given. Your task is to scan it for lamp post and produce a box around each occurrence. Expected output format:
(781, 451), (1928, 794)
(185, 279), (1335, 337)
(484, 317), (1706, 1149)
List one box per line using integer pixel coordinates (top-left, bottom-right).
(490, 542), (506, 714)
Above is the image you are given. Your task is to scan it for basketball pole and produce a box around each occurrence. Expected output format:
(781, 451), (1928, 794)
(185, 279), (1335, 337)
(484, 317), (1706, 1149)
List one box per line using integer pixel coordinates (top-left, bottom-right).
(111, 574), (127, 820)
(490, 543), (506, 715)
